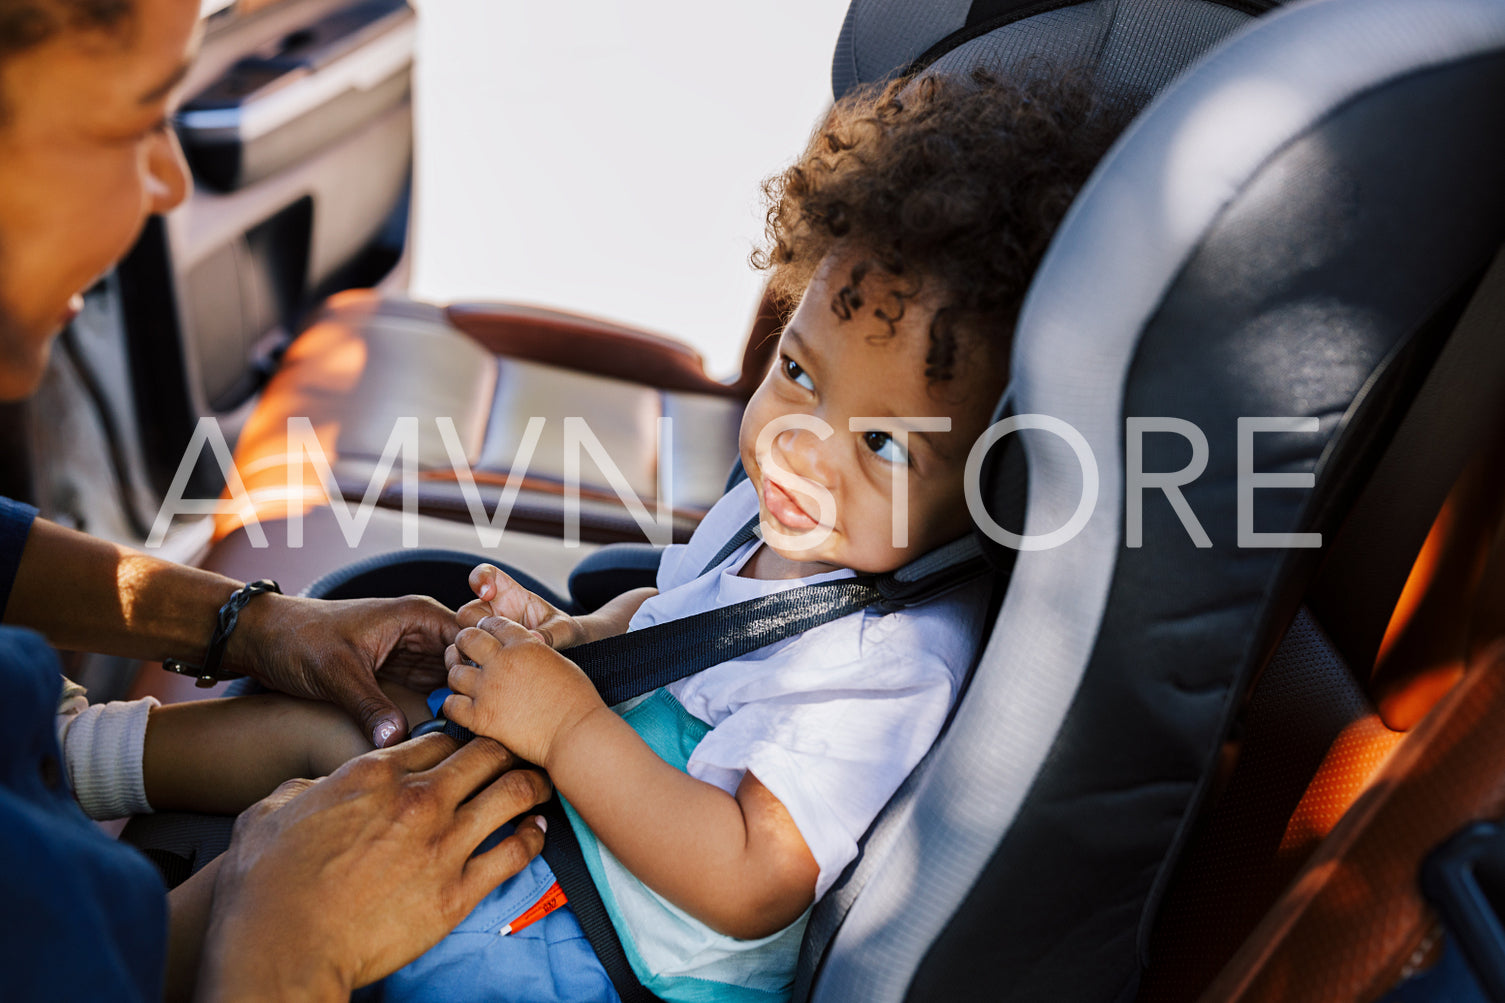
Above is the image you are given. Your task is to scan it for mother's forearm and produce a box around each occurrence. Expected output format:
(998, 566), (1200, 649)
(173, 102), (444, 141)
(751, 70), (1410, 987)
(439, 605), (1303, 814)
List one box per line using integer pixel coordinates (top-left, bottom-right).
(6, 518), (242, 662)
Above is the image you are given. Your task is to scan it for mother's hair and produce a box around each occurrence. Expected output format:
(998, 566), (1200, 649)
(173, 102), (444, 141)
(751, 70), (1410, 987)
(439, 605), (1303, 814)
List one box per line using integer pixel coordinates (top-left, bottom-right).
(0, 0), (132, 62)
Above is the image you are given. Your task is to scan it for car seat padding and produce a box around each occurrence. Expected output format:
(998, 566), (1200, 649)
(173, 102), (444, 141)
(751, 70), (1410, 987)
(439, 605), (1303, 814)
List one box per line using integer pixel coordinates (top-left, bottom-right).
(809, 3), (1505, 1001)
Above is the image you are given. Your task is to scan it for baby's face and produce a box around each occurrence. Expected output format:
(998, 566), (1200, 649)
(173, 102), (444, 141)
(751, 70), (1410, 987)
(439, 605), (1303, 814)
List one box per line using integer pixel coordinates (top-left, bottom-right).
(738, 251), (1006, 576)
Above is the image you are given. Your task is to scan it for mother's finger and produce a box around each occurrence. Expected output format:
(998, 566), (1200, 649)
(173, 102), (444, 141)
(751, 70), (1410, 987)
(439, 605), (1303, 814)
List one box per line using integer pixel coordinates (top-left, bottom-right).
(460, 816), (549, 907)
(419, 733), (529, 805)
(372, 729), (462, 773)
(238, 776), (320, 827)
(456, 768), (552, 844)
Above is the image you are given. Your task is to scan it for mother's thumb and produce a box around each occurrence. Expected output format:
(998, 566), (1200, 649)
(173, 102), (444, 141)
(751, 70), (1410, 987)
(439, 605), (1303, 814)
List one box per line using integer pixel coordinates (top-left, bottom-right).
(334, 673), (408, 748)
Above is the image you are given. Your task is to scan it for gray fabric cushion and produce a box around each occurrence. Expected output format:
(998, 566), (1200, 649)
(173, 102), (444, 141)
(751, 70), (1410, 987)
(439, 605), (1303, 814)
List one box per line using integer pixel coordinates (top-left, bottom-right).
(833, 0), (1259, 103)
(929, 0), (1250, 103)
(832, 0), (972, 97)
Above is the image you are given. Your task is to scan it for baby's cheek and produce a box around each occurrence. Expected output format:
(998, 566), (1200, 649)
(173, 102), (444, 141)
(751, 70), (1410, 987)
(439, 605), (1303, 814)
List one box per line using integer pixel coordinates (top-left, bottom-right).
(834, 496), (899, 570)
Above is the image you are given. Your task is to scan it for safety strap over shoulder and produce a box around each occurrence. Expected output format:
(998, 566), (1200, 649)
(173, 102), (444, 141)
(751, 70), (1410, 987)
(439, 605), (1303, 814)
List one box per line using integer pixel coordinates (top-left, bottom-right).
(701, 515), (992, 612)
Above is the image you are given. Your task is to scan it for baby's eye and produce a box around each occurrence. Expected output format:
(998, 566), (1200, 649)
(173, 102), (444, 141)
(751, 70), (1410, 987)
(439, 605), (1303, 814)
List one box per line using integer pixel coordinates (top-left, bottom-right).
(863, 430), (910, 466)
(781, 356), (815, 391)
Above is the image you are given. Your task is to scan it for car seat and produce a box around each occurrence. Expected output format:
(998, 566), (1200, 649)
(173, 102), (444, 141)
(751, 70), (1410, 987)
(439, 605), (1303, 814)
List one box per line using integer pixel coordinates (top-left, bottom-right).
(132, 0), (1505, 1000)
(790, 0), (1505, 1001)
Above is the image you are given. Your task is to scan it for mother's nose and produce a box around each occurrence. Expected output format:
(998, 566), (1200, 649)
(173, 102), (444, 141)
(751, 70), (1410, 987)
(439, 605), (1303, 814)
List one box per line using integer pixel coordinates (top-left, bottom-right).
(146, 126), (191, 215)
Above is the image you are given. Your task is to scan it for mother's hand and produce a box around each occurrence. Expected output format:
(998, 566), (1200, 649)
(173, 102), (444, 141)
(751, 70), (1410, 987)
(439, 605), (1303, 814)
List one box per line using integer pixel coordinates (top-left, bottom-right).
(228, 593), (458, 747)
(197, 733), (550, 1000)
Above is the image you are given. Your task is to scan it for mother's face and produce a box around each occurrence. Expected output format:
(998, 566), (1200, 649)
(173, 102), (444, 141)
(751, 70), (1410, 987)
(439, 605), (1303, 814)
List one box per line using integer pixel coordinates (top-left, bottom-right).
(0, 0), (199, 400)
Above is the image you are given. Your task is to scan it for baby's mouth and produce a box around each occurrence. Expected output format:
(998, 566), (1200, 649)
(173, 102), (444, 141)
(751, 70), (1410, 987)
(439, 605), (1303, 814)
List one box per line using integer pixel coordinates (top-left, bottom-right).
(762, 478), (819, 531)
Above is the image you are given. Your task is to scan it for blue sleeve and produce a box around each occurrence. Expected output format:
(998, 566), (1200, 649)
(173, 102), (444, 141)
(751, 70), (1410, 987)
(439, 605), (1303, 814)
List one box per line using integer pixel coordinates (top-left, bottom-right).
(0, 627), (167, 1001)
(0, 496), (38, 620)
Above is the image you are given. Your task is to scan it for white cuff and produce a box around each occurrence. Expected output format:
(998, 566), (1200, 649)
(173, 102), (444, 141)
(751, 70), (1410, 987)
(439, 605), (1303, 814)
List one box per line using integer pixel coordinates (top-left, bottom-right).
(58, 696), (159, 820)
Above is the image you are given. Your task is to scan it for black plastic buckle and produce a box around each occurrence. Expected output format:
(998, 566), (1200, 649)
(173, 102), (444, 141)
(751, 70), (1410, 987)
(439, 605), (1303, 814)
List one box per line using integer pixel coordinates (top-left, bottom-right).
(1421, 819), (1505, 1001)
(411, 717), (477, 744)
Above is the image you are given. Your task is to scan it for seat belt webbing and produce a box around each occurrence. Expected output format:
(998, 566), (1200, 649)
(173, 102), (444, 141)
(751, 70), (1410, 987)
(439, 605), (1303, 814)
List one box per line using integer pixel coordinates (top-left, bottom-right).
(569, 576), (881, 705)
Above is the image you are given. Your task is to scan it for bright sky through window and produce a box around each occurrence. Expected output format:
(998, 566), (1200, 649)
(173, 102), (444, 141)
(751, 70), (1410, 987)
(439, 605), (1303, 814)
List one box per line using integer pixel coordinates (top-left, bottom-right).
(408, 1), (851, 379)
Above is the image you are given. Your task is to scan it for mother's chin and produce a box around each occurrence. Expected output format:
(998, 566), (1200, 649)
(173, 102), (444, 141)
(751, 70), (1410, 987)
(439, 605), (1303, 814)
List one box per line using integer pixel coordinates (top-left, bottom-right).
(0, 312), (61, 402)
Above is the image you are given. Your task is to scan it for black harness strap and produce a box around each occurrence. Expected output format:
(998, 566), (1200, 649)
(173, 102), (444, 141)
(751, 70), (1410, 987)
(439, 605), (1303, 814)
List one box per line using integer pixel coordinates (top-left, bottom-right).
(574, 579), (881, 704)
(700, 514), (761, 575)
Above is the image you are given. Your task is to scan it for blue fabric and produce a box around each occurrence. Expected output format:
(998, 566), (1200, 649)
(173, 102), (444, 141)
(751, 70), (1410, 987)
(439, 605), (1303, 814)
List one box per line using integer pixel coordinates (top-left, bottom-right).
(393, 691), (617, 1003)
(362, 821), (619, 1003)
(403, 689), (790, 1003)
(0, 496), (37, 619)
(0, 626), (168, 1001)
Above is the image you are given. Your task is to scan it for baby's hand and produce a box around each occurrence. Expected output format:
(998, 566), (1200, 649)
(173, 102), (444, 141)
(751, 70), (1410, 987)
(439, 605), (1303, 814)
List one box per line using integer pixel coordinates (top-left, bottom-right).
(461, 564), (587, 650)
(443, 615), (604, 768)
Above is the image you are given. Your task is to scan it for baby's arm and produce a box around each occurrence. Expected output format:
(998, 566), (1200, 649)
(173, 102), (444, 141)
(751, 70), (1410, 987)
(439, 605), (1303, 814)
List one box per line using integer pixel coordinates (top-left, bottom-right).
(141, 682), (434, 815)
(462, 563), (656, 648)
(444, 617), (819, 939)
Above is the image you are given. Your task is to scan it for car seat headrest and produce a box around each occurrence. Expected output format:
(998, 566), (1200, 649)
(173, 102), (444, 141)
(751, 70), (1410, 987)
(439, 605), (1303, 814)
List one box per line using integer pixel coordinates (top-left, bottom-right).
(832, 0), (1282, 106)
(808, 1), (1505, 1001)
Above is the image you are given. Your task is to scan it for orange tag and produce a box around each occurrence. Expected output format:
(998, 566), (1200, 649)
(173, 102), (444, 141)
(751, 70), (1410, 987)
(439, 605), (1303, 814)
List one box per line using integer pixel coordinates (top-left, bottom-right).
(499, 881), (569, 936)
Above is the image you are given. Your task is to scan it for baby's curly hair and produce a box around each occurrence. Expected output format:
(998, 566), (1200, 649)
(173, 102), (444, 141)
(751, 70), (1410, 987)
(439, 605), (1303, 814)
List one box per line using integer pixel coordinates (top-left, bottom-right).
(754, 67), (1131, 382)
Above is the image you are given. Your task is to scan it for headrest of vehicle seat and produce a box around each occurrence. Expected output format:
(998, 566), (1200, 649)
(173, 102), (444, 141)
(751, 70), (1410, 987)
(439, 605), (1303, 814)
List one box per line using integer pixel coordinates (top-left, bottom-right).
(805, 1), (1505, 1001)
(832, 0), (1285, 105)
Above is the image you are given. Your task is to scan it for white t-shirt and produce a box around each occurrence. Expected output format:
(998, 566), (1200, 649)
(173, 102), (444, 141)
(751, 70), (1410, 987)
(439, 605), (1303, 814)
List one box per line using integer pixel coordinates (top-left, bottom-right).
(630, 478), (990, 898)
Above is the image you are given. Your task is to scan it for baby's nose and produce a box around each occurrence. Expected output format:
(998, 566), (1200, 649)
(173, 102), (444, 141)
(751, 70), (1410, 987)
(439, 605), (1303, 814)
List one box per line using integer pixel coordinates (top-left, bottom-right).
(773, 426), (832, 482)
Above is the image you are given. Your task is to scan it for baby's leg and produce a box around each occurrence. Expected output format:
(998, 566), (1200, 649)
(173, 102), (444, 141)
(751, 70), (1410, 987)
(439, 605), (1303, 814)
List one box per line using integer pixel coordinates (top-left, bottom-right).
(142, 682), (434, 815)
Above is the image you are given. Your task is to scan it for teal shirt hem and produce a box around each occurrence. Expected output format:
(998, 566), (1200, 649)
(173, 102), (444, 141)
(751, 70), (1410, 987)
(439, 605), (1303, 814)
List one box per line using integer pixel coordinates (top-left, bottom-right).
(561, 688), (796, 1003)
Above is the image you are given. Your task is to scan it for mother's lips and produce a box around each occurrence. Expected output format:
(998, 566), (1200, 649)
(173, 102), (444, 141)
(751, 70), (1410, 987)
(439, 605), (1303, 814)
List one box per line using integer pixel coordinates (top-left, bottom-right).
(762, 478), (819, 531)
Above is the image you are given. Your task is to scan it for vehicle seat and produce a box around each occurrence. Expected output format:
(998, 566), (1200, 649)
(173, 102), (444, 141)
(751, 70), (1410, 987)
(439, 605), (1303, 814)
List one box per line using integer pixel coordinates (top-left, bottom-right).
(793, 1), (1505, 1001)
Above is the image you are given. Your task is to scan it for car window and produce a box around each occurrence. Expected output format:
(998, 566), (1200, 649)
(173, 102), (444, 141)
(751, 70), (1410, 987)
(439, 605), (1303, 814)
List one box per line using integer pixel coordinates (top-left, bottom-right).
(409, 0), (851, 378)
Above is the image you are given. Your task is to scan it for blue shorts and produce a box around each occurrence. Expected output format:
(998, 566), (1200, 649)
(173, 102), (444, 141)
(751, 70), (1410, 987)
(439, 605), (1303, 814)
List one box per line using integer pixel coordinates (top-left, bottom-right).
(357, 842), (619, 1003)
(353, 690), (619, 1003)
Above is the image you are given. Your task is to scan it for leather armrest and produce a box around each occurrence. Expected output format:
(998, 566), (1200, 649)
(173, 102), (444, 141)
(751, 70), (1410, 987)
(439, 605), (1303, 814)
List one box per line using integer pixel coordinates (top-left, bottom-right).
(445, 301), (747, 398)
